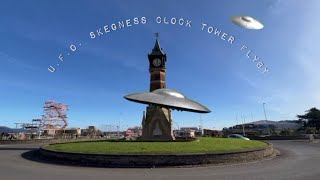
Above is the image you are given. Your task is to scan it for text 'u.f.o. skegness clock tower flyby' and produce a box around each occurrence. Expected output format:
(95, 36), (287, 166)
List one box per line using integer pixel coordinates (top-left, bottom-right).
(141, 33), (175, 141)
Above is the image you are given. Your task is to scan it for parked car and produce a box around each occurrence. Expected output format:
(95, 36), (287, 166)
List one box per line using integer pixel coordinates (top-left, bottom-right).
(227, 134), (250, 140)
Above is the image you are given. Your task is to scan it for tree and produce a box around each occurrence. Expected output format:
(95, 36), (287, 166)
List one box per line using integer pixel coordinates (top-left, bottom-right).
(297, 107), (320, 130)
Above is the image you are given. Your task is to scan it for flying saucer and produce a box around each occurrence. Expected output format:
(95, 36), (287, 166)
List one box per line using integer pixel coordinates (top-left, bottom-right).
(124, 89), (211, 113)
(231, 16), (264, 30)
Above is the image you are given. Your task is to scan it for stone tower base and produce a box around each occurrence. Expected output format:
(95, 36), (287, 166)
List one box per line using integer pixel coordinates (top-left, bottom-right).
(141, 106), (175, 141)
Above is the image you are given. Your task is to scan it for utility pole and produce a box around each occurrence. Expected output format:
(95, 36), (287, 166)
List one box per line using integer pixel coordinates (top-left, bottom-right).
(241, 115), (246, 136)
(117, 126), (119, 137)
(262, 102), (271, 135)
(173, 120), (180, 137)
(199, 115), (203, 130)
(118, 112), (122, 138)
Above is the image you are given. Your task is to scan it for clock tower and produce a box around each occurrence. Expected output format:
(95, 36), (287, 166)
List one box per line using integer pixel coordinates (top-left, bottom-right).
(148, 33), (167, 91)
(141, 34), (175, 141)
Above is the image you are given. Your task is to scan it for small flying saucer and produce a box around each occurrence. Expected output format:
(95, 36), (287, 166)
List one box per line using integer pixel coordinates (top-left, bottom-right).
(231, 16), (264, 30)
(124, 89), (211, 113)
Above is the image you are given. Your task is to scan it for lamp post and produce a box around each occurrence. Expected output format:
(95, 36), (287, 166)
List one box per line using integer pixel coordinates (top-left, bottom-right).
(241, 115), (246, 136)
(172, 120), (180, 137)
(118, 112), (122, 138)
(173, 121), (180, 131)
(262, 102), (271, 135)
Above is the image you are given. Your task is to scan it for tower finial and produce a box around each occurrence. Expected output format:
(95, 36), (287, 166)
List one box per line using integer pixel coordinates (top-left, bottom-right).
(150, 32), (165, 55)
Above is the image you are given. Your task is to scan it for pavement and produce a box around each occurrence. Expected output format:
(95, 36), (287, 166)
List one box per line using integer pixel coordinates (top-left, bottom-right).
(0, 140), (320, 180)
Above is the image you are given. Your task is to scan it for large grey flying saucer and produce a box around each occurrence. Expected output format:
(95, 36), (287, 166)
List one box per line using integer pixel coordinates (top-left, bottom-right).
(124, 89), (211, 113)
(231, 15), (264, 30)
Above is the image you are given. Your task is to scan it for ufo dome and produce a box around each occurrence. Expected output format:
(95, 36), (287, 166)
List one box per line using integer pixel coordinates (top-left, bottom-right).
(152, 89), (186, 98)
(240, 16), (254, 22)
(231, 15), (264, 30)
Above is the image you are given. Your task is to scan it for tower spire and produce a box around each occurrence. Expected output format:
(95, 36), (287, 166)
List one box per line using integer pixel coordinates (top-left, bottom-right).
(148, 33), (167, 91)
(142, 111), (146, 127)
(150, 33), (165, 55)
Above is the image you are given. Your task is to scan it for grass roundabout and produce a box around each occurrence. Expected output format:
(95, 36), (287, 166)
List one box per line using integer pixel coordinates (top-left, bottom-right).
(45, 137), (267, 155)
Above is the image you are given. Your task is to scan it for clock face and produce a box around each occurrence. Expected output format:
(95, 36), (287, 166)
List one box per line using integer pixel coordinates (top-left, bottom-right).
(153, 58), (162, 67)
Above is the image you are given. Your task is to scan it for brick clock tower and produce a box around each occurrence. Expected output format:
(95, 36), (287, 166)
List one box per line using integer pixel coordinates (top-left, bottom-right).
(141, 34), (175, 141)
(148, 35), (166, 91)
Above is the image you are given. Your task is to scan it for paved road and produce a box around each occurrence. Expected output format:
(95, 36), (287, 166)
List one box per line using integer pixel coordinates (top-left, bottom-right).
(0, 140), (319, 180)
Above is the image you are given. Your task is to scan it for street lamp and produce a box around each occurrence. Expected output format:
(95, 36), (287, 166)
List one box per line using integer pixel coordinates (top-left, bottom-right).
(241, 115), (246, 136)
(262, 102), (271, 135)
(173, 121), (180, 131)
(172, 120), (180, 137)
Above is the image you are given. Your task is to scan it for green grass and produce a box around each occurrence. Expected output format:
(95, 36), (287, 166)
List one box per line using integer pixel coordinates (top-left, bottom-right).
(45, 138), (267, 155)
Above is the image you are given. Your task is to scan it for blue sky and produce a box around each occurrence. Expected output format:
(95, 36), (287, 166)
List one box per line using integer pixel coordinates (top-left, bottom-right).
(0, 0), (319, 130)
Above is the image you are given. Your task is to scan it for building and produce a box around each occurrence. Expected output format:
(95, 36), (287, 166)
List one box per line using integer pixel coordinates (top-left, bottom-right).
(0, 126), (33, 140)
(127, 126), (142, 136)
(64, 128), (81, 136)
(0, 126), (28, 134)
(174, 129), (195, 138)
(203, 129), (222, 137)
(276, 120), (303, 130)
(180, 127), (203, 136)
(174, 127), (203, 137)
(227, 120), (303, 136)
(81, 126), (102, 137)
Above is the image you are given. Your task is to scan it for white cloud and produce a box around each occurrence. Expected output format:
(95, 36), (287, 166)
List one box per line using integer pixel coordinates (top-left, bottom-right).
(236, 72), (259, 89)
(83, 46), (147, 73)
(0, 51), (39, 71)
(292, 2), (320, 103)
(268, 0), (281, 10)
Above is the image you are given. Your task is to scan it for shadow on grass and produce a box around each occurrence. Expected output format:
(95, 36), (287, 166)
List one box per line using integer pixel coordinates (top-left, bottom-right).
(20, 149), (157, 168)
(21, 149), (63, 166)
(21, 149), (102, 168)
(0, 147), (38, 151)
